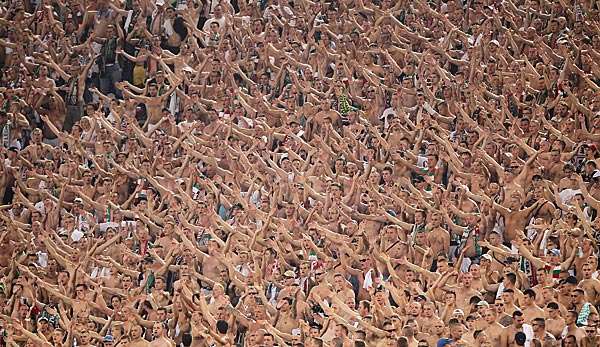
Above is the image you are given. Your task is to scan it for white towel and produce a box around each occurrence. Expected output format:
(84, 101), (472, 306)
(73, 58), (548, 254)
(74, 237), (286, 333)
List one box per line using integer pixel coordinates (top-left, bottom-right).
(522, 324), (534, 347)
(124, 10), (134, 33)
(363, 269), (374, 290)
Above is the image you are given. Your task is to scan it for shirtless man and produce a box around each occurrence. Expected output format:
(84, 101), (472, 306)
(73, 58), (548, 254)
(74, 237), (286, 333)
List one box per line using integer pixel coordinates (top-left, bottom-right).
(520, 289), (545, 323)
(128, 325), (150, 347)
(426, 212), (450, 258)
(505, 311), (533, 347)
(177, 231), (222, 282)
(545, 302), (566, 339)
(482, 308), (508, 347)
(35, 87), (66, 145)
(441, 272), (481, 312)
(121, 81), (180, 126)
(580, 263), (600, 306)
(150, 322), (175, 347)
(273, 296), (299, 334)
(563, 310), (587, 343)
(531, 268), (555, 307)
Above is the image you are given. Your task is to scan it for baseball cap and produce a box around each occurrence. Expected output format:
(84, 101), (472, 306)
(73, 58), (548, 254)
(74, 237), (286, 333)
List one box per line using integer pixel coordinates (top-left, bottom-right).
(413, 175), (425, 183)
(593, 170), (600, 178)
(452, 309), (464, 316)
(70, 229), (84, 242)
(549, 249), (561, 257)
(283, 270), (296, 278)
(437, 338), (453, 347)
(481, 254), (492, 261)
(565, 276), (578, 285)
(103, 335), (114, 343)
(476, 300), (489, 307)
(415, 294), (427, 302)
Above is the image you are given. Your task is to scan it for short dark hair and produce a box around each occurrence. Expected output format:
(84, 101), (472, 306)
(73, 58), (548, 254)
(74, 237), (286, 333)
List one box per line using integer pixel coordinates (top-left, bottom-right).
(532, 317), (545, 327)
(448, 318), (461, 326)
(216, 320), (228, 334)
(397, 337), (409, 347)
(524, 289), (536, 298)
(505, 273), (517, 284)
(338, 324), (348, 335)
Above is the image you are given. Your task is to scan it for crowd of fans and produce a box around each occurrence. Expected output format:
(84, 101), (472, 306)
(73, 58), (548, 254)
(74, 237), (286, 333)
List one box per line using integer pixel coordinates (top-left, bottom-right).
(0, 0), (600, 346)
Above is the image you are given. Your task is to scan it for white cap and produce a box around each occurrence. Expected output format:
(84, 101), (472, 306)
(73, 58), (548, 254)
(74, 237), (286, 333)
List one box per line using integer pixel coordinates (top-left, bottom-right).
(156, 0), (165, 5)
(593, 170), (600, 178)
(379, 108), (396, 120)
(71, 229), (84, 242)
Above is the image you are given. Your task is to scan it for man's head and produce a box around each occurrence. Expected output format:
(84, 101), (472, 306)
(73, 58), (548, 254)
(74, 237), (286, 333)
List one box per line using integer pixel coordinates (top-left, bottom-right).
(334, 323), (348, 338)
(152, 321), (164, 337)
(129, 324), (143, 339)
(523, 289), (536, 306)
(571, 288), (585, 305)
(448, 318), (464, 340)
(512, 310), (525, 328)
(532, 318), (545, 333)
(483, 308), (497, 326)
(75, 284), (87, 300)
